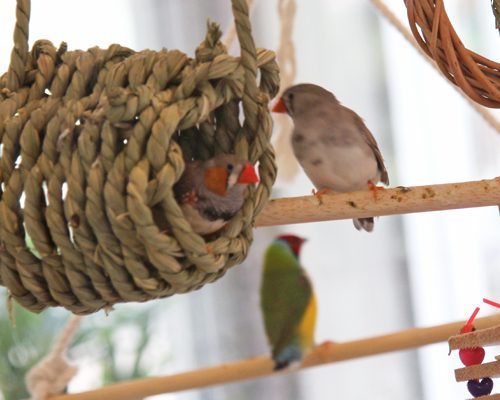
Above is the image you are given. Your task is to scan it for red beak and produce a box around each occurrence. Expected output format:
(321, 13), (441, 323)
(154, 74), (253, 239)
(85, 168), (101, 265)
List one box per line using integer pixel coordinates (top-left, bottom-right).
(271, 97), (288, 113)
(237, 163), (259, 184)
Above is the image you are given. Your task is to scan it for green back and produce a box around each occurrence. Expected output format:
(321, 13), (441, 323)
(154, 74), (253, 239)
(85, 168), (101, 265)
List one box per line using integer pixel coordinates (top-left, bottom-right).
(260, 239), (312, 356)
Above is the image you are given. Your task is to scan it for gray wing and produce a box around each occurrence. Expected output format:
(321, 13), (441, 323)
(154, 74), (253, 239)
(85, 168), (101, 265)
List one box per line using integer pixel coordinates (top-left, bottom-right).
(352, 111), (389, 185)
(173, 160), (201, 201)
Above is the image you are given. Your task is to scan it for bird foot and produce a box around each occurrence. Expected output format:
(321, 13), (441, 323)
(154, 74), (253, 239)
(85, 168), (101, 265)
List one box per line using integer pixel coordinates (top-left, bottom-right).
(205, 244), (214, 254)
(316, 340), (335, 363)
(367, 181), (385, 200)
(317, 340), (335, 351)
(182, 190), (199, 205)
(396, 185), (411, 193)
(312, 188), (332, 205)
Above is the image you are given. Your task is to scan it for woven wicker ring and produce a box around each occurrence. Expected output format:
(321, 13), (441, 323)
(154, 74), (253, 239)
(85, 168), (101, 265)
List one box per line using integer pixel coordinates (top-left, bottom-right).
(405, 0), (500, 108)
(0, 0), (280, 314)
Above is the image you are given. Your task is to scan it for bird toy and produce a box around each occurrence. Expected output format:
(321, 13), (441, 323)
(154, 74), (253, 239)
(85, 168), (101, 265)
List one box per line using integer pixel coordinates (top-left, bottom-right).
(449, 300), (500, 399)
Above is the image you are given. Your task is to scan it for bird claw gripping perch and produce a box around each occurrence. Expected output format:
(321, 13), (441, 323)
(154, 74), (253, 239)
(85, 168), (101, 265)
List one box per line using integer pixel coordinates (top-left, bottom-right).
(367, 180), (385, 201)
(312, 188), (333, 205)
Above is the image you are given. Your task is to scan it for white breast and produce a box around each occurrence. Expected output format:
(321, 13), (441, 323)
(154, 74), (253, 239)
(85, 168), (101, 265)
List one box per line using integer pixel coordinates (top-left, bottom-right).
(293, 140), (380, 192)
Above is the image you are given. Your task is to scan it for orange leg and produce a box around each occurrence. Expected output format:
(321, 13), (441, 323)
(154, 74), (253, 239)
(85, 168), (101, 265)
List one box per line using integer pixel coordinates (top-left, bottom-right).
(367, 180), (385, 200)
(312, 188), (333, 205)
(315, 340), (336, 362)
(182, 190), (199, 205)
(205, 244), (214, 254)
(318, 340), (335, 350)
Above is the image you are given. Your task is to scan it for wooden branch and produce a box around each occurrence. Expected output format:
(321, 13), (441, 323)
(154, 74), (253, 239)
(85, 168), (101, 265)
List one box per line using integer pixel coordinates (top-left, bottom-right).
(255, 178), (500, 227)
(467, 395), (500, 400)
(455, 360), (500, 381)
(449, 325), (500, 351)
(49, 314), (500, 400)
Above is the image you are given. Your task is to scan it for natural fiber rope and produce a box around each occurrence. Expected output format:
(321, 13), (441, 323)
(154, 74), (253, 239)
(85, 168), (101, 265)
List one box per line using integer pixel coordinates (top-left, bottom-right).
(371, 0), (500, 133)
(492, 0), (500, 32)
(404, 0), (500, 108)
(273, 0), (299, 183)
(26, 315), (82, 399)
(222, 0), (256, 49)
(0, 0), (279, 314)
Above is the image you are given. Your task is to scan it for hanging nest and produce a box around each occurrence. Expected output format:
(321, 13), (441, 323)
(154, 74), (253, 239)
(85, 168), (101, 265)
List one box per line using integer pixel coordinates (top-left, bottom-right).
(405, 0), (500, 108)
(0, 0), (280, 314)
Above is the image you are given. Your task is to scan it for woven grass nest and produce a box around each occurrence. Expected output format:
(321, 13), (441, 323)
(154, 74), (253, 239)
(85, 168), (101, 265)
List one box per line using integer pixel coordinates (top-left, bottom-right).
(0, 0), (280, 314)
(405, 0), (500, 108)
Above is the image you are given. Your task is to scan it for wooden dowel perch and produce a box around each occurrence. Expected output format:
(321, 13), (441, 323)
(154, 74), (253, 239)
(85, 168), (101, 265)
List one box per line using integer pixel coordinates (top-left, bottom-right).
(455, 360), (500, 382)
(255, 178), (500, 227)
(50, 314), (500, 400)
(449, 325), (500, 351)
(467, 395), (500, 400)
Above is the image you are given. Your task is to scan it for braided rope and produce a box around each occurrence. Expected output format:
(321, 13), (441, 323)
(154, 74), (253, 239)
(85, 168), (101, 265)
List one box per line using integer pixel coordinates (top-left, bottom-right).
(273, 0), (298, 182)
(26, 315), (82, 399)
(404, 0), (500, 108)
(222, 0), (256, 49)
(492, 0), (500, 32)
(0, 0), (279, 314)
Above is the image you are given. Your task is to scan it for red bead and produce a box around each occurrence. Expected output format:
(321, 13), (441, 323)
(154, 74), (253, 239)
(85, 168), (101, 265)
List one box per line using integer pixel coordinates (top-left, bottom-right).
(459, 347), (485, 366)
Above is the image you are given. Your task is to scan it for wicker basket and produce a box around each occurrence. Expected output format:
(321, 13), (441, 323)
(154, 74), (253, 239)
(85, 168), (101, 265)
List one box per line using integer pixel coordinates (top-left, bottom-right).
(405, 0), (500, 108)
(0, 0), (280, 314)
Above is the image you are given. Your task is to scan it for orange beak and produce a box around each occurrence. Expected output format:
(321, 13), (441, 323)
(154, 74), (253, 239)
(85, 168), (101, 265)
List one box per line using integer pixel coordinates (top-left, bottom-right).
(271, 97), (288, 113)
(237, 163), (259, 184)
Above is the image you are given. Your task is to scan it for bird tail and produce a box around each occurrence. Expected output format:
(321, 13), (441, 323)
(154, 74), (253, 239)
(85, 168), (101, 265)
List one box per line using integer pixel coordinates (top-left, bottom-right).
(353, 217), (374, 232)
(273, 345), (303, 371)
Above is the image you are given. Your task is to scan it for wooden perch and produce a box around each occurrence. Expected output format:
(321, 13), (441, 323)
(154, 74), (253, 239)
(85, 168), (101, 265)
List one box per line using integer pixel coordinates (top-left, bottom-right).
(49, 314), (500, 400)
(467, 395), (500, 400)
(449, 325), (500, 351)
(455, 361), (500, 382)
(255, 178), (500, 227)
(455, 360), (500, 382)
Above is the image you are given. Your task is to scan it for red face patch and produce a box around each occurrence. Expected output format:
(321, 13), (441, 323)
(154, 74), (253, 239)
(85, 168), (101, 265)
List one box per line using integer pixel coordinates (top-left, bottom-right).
(277, 234), (307, 257)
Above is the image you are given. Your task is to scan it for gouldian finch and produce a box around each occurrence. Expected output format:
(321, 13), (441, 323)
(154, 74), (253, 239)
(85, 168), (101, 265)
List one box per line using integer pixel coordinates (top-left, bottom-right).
(260, 234), (317, 370)
(272, 83), (389, 232)
(173, 154), (259, 235)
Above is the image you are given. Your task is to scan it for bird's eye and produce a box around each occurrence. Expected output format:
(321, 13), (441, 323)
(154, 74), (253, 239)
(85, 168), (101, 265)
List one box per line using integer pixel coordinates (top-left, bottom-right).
(227, 163), (234, 172)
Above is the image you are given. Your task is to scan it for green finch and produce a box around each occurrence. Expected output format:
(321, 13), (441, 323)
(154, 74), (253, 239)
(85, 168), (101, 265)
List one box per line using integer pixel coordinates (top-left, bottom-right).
(260, 234), (317, 370)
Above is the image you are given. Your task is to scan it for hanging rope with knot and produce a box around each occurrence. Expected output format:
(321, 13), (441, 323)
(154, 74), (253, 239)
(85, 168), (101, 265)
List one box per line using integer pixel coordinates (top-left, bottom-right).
(25, 316), (82, 400)
(0, 0), (280, 315)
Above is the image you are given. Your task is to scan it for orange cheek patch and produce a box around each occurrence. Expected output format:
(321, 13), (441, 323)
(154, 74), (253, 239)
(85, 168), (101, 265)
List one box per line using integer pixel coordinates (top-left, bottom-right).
(204, 167), (228, 196)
